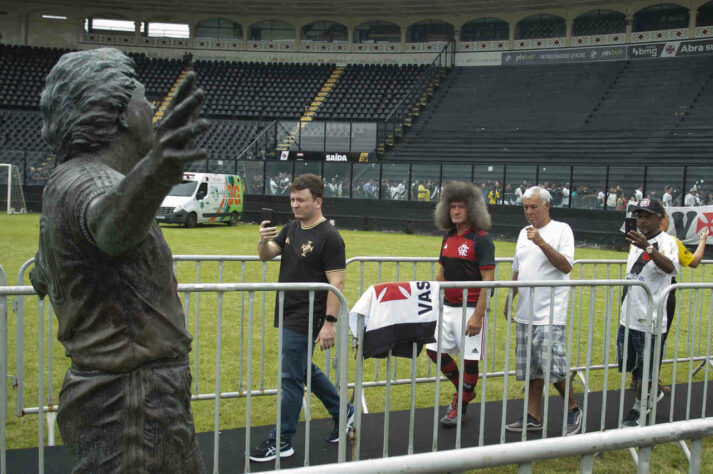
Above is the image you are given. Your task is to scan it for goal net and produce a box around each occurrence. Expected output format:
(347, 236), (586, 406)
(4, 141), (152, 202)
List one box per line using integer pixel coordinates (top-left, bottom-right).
(0, 164), (27, 214)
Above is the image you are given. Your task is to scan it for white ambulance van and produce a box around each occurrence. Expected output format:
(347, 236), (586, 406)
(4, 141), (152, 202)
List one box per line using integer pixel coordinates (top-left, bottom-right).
(156, 172), (244, 227)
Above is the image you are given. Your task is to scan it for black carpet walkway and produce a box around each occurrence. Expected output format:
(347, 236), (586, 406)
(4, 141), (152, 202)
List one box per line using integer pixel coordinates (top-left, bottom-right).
(8, 381), (712, 473)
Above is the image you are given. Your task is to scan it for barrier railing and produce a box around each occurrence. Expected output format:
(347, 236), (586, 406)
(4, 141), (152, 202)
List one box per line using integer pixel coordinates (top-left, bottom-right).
(0, 282), (352, 473)
(345, 257), (513, 383)
(276, 417), (713, 474)
(14, 256), (710, 423)
(0, 264), (7, 474)
(345, 257), (713, 396)
(659, 283), (713, 425)
(347, 279), (673, 462)
(6, 256), (713, 471)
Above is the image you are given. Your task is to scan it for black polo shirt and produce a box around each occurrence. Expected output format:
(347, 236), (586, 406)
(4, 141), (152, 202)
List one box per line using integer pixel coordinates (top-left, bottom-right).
(439, 227), (495, 307)
(270, 218), (346, 335)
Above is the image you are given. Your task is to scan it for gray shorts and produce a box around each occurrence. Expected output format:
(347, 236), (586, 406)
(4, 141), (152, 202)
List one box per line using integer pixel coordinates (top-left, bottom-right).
(515, 323), (569, 383)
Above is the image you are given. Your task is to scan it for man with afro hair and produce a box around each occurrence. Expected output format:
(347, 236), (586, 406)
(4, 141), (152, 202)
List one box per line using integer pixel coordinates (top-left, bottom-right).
(427, 181), (495, 426)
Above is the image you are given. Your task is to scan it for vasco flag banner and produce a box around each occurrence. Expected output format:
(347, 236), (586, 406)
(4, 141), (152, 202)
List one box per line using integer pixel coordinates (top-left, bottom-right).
(349, 281), (439, 359)
(626, 203), (713, 246)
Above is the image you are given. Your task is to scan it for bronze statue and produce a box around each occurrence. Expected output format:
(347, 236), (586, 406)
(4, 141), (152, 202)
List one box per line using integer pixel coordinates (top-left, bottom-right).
(30, 48), (208, 473)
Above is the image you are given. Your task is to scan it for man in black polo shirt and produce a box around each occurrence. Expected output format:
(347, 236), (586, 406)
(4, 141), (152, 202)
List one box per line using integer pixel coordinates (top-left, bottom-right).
(426, 181), (495, 426)
(250, 173), (354, 462)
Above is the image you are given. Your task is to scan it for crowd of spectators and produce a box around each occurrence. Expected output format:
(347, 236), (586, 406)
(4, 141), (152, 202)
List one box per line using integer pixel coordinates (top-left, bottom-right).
(259, 171), (713, 210)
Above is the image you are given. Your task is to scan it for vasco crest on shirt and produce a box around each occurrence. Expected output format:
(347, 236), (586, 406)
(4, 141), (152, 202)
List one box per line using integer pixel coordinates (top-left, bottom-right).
(301, 240), (314, 257)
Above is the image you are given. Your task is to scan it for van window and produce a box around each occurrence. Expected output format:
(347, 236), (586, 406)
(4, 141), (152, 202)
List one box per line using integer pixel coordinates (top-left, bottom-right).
(168, 181), (198, 197)
(196, 183), (208, 200)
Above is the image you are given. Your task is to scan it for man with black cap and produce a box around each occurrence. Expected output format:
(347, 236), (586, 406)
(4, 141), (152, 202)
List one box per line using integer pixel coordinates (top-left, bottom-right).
(618, 197), (678, 427)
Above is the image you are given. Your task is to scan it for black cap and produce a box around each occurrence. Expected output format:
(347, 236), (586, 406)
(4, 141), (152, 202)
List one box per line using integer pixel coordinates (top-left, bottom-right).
(634, 197), (665, 216)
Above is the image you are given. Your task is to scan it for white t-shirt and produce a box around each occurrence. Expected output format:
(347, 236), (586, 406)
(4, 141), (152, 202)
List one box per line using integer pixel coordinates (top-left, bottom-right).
(621, 232), (678, 334)
(662, 192), (672, 207)
(512, 220), (575, 326)
(515, 187), (523, 203)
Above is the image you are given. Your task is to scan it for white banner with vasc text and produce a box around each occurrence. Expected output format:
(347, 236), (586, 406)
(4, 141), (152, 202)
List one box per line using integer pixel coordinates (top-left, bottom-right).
(626, 202), (713, 246)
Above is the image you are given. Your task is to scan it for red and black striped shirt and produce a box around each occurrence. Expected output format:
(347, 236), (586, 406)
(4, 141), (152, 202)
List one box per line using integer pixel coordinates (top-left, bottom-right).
(439, 227), (495, 306)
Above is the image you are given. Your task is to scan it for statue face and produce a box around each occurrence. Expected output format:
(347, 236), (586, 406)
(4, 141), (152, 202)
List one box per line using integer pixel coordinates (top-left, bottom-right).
(124, 82), (156, 159)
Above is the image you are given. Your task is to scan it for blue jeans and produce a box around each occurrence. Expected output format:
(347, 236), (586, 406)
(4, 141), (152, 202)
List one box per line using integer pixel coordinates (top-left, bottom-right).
(269, 327), (340, 442)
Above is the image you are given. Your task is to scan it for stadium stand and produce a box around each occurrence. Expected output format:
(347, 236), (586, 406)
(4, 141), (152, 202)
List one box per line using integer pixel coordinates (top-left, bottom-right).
(195, 119), (267, 158)
(385, 56), (713, 165)
(314, 64), (430, 121)
(128, 53), (185, 103)
(0, 46), (182, 109)
(585, 56), (713, 129)
(0, 110), (44, 151)
(0, 45), (192, 183)
(0, 45), (68, 109)
(192, 60), (334, 119)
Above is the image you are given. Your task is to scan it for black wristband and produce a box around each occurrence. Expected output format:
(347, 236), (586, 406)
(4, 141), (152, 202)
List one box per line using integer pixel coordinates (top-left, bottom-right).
(325, 315), (338, 323)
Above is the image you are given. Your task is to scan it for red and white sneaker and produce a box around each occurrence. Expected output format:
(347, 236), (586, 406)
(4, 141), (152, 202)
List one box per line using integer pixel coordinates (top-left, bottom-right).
(440, 392), (474, 427)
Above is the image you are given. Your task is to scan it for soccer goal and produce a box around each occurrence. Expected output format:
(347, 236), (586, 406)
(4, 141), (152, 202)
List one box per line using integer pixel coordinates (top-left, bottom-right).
(0, 163), (27, 214)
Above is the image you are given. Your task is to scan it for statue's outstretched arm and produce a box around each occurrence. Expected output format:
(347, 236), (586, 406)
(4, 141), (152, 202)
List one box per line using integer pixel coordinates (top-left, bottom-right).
(87, 72), (209, 256)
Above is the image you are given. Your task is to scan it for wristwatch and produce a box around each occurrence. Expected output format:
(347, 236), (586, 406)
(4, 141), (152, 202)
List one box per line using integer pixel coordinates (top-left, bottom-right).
(325, 315), (338, 323)
(645, 245), (654, 255)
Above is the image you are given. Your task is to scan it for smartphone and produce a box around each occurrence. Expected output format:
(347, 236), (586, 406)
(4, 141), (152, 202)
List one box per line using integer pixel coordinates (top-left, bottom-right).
(261, 208), (275, 227)
(624, 217), (637, 238)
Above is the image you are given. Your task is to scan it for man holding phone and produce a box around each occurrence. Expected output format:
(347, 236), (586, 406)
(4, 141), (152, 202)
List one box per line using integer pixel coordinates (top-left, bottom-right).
(618, 198), (678, 427)
(250, 173), (354, 462)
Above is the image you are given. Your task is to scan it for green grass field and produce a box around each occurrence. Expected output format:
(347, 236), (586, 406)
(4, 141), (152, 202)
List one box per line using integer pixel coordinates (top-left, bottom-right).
(1, 213), (712, 472)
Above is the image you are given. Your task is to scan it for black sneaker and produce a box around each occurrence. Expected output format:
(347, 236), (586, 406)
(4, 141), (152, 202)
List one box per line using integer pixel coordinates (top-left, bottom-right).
(566, 407), (583, 436)
(326, 403), (355, 443)
(622, 408), (640, 427)
(505, 414), (542, 432)
(249, 438), (294, 462)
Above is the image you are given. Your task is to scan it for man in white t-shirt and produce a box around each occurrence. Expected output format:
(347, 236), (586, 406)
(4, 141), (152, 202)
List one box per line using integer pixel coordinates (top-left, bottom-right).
(606, 187), (617, 210)
(684, 187), (700, 207)
(504, 186), (582, 436)
(597, 188), (606, 208)
(618, 197), (678, 427)
(561, 183), (570, 207)
(662, 186), (673, 207)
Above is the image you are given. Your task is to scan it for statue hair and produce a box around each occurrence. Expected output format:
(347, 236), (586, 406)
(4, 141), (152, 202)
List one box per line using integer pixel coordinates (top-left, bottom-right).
(434, 181), (492, 231)
(41, 48), (137, 163)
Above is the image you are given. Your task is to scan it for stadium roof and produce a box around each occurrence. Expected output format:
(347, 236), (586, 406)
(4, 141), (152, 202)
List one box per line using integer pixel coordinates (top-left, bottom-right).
(19, 0), (640, 18)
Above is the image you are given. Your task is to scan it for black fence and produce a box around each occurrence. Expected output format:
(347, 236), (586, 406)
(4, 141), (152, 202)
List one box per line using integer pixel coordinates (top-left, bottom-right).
(237, 160), (713, 210)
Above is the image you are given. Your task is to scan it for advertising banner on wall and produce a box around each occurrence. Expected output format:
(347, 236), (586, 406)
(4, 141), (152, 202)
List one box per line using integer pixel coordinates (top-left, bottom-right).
(498, 38), (713, 66)
(502, 45), (627, 65)
(280, 151), (372, 162)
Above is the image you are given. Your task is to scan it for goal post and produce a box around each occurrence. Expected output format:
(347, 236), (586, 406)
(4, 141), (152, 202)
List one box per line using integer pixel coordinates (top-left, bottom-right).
(0, 163), (27, 214)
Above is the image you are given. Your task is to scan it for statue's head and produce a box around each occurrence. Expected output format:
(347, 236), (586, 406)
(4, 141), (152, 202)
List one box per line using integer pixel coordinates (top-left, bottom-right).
(41, 48), (137, 163)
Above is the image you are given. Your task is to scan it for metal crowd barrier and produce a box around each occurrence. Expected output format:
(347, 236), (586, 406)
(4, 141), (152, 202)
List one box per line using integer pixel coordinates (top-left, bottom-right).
(0, 282), (353, 474)
(6, 257), (713, 472)
(345, 257), (713, 399)
(345, 257), (513, 384)
(11, 256), (710, 431)
(277, 417), (713, 474)
(13, 256), (330, 424)
(347, 279), (713, 469)
(0, 264), (6, 474)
